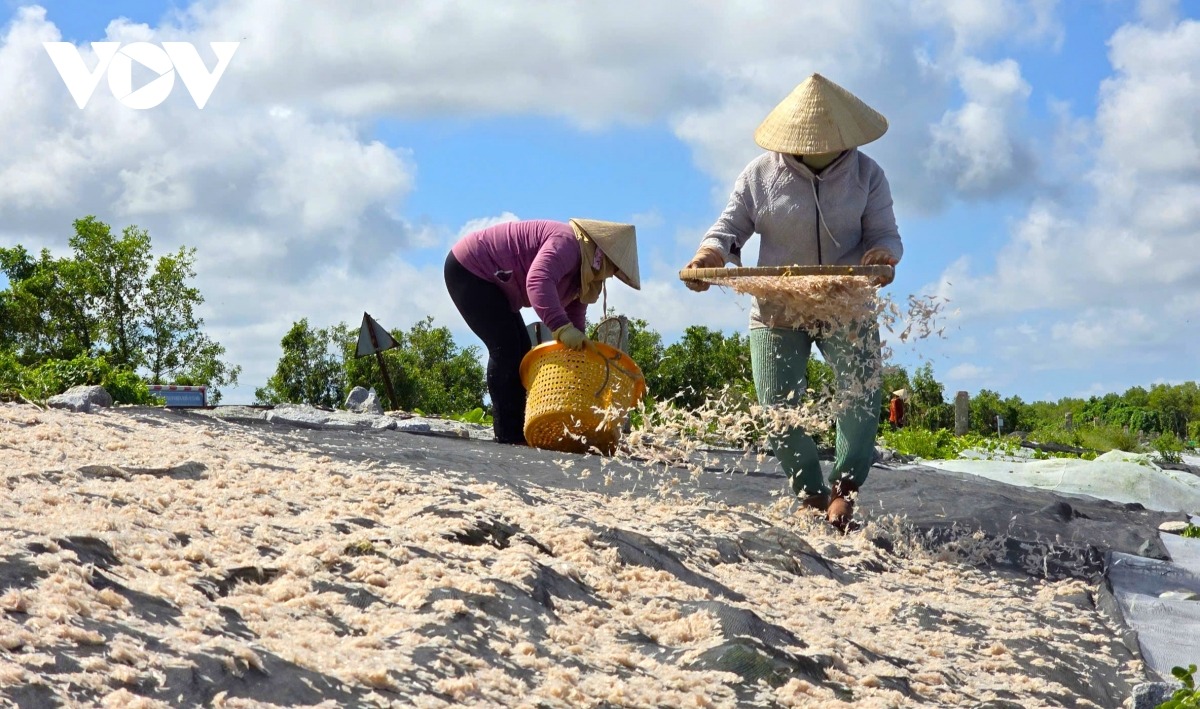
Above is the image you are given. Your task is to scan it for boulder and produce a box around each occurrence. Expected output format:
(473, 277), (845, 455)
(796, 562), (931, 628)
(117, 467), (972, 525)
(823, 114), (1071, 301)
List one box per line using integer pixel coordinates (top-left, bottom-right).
(344, 387), (384, 416)
(47, 385), (113, 413)
(1133, 682), (1183, 709)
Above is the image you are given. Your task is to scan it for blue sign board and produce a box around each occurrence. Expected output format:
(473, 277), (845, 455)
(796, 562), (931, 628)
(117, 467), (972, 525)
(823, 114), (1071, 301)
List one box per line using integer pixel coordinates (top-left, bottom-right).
(148, 385), (207, 407)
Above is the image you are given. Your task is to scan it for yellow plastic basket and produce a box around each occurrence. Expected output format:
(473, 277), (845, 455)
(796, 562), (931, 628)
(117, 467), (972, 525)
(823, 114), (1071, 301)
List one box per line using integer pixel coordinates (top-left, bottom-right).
(519, 341), (647, 455)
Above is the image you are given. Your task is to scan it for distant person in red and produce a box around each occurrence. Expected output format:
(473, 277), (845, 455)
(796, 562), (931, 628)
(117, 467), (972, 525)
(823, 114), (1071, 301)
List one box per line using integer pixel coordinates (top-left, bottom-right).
(445, 219), (640, 445)
(888, 389), (907, 428)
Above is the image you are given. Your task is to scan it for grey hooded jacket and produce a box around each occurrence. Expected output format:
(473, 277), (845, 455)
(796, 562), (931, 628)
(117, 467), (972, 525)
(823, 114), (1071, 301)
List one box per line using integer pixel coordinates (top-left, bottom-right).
(699, 149), (903, 329)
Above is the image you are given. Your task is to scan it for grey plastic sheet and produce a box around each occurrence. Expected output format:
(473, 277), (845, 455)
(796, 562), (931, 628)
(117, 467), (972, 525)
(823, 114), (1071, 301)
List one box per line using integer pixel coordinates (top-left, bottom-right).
(1161, 533), (1200, 570)
(1106, 551), (1200, 680)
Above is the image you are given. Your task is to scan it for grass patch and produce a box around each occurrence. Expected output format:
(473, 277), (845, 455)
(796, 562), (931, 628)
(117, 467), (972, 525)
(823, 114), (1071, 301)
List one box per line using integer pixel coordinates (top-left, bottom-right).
(1076, 424), (1141, 454)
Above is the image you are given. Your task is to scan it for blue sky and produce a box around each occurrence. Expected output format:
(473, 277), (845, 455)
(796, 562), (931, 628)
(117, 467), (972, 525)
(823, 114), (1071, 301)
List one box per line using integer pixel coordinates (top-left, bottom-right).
(1, 0), (1198, 405)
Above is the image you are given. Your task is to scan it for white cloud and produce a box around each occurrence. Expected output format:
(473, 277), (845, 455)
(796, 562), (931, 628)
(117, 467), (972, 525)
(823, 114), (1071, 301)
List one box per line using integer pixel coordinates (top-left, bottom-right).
(914, 0), (1021, 51)
(155, 0), (1042, 211)
(1097, 21), (1200, 175)
(456, 212), (520, 239)
(1049, 308), (1165, 351)
(927, 58), (1034, 195)
(615, 277), (754, 336)
(912, 0), (1064, 53)
(0, 7), (432, 398)
(628, 210), (664, 230)
(946, 362), (992, 380)
(1138, 0), (1179, 27)
(0, 1), (1075, 401)
(1046, 98), (1094, 177)
(932, 14), (1200, 377)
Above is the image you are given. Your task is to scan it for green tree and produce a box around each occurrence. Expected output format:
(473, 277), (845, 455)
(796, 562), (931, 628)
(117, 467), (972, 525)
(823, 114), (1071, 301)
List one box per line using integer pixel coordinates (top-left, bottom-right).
(1179, 381), (1200, 422)
(260, 316), (485, 414)
(1001, 394), (1026, 434)
(342, 317), (485, 414)
(806, 357), (835, 397)
(0, 246), (95, 363)
(141, 246), (239, 399)
(0, 218), (240, 401)
(649, 326), (752, 410)
(1023, 396), (1087, 447)
(909, 362), (953, 430)
(1123, 385), (1150, 408)
(962, 388), (1027, 435)
(70, 217), (152, 368)
(1081, 393), (1122, 427)
(625, 319), (664, 391)
(255, 319), (345, 407)
(172, 338), (241, 405)
(143, 247), (201, 382)
(586, 313), (665, 394)
(1148, 383), (1191, 438)
(1100, 404), (1159, 434)
(1025, 397), (1085, 433)
(970, 389), (1005, 435)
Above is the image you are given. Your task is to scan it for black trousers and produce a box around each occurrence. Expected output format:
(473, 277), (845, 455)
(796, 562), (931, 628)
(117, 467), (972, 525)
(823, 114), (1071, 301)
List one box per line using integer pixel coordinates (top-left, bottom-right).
(444, 252), (532, 443)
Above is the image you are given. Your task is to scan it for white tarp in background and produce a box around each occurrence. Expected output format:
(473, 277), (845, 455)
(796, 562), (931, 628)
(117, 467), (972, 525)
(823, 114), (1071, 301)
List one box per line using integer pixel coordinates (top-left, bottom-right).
(908, 450), (1200, 516)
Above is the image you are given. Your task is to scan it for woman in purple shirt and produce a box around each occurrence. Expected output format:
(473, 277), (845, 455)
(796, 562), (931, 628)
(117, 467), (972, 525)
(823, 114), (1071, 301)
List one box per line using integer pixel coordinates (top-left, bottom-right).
(445, 219), (640, 444)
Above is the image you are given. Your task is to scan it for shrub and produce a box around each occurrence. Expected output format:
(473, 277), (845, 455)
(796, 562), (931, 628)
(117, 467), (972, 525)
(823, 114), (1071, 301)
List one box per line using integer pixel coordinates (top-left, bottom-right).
(1157, 664), (1199, 708)
(0, 351), (22, 400)
(102, 369), (159, 406)
(0, 353), (158, 405)
(880, 427), (960, 460)
(448, 407), (494, 425)
(1077, 424), (1141, 453)
(1152, 432), (1185, 465)
(1029, 423), (1083, 448)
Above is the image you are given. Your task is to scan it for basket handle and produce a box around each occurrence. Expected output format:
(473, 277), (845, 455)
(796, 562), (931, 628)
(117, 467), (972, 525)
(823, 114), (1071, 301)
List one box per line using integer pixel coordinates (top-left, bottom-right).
(585, 340), (644, 399)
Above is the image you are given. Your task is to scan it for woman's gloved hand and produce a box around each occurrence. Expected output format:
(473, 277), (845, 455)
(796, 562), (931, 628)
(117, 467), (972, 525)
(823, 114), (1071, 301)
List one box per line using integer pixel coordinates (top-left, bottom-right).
(861, 248), (899, 286)
(682, 246), (726, 292)
(553, 324), (588, 350)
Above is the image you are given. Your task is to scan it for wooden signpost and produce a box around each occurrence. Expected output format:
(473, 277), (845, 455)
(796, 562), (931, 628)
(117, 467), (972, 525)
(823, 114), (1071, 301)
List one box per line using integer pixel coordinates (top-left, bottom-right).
(355, 312), (400, 411)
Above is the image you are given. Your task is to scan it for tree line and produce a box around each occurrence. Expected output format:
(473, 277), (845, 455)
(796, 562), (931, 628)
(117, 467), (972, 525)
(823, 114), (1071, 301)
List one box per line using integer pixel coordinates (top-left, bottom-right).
(253, 317), (487, 415)
(3, 219), (1197, 456)
(1, 218), (238, 403)
(622, 316), (1200, 449)
(259, 309), (1199, 454)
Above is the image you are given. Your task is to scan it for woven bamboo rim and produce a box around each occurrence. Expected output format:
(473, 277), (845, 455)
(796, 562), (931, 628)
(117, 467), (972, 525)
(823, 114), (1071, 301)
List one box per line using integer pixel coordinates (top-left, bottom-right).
(678, 264), (894, 281)
(519, 341), (646, 400)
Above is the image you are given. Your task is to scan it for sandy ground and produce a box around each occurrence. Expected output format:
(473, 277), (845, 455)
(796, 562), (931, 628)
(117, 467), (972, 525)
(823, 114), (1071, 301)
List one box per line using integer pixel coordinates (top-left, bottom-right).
(0, 403), (1167, 707)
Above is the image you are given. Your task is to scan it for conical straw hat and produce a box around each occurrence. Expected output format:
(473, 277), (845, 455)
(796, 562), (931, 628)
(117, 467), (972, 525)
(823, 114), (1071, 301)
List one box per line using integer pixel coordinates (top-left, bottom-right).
(754, 73), (888, 154)
(569, 219), (640, 290)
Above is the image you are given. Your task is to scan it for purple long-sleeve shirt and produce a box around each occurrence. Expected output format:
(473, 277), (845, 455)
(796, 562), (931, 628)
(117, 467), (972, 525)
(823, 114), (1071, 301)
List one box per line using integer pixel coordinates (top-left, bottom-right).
(450, 220), (587, 332)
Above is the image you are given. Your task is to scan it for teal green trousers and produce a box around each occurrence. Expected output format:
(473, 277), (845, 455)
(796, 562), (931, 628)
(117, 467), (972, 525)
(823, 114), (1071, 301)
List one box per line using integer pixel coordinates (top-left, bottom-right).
(749, 324), (882, 497)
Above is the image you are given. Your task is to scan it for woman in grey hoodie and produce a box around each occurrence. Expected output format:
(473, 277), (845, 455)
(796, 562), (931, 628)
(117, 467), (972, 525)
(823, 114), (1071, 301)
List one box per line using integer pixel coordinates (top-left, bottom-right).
(683, 74), (903, 531)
